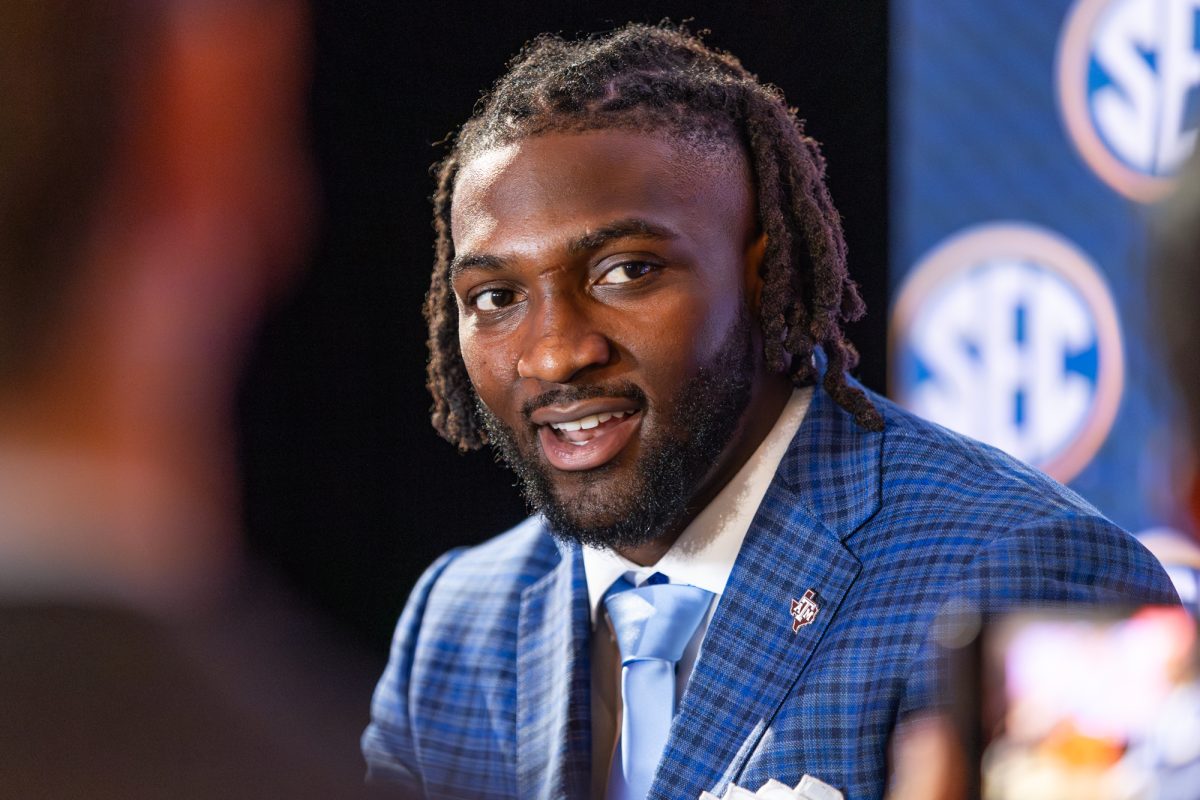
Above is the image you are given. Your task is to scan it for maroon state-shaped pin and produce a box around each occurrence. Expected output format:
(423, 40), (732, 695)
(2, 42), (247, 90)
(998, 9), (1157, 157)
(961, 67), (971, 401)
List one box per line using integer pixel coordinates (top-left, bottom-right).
(790, 589), (819, 633)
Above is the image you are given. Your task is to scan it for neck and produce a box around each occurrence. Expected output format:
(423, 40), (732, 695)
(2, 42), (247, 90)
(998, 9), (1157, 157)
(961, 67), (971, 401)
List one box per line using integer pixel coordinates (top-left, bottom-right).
(0, 430), (240, 612)
(0, 369), (242, 611)
(0, 238), (250, 612)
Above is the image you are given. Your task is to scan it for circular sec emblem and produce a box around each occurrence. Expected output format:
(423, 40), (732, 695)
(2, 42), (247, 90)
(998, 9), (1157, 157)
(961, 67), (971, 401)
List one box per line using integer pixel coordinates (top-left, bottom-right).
(1057, 0), (1200, 202)
(889, 223), (1124, 484)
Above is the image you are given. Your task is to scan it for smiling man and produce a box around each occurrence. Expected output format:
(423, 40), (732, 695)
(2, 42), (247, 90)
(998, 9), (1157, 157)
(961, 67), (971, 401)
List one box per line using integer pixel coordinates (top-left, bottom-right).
(363, 24), (1178, 800)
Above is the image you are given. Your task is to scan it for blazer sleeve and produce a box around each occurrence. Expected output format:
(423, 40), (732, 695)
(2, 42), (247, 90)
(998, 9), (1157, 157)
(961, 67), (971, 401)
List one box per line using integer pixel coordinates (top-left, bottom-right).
(897, 511), (1181, 720)
(361, 547), (466, 793)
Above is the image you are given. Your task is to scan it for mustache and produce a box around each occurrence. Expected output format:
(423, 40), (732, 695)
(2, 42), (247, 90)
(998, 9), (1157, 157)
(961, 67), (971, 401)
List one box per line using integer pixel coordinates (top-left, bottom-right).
(520, 381), (647, 422)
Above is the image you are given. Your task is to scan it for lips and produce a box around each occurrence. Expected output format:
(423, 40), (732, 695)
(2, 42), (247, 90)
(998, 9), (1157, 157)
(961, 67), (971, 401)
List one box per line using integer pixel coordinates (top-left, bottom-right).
(530, 399), (643, 471)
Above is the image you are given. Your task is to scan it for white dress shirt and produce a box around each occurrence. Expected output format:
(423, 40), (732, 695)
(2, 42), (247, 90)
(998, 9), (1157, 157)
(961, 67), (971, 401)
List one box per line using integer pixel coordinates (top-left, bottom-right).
(583, 387), (813, 798)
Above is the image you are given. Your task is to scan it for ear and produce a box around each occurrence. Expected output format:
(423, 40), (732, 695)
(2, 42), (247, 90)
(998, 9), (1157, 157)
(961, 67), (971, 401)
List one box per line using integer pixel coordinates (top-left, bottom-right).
(743, 231), (768, 315)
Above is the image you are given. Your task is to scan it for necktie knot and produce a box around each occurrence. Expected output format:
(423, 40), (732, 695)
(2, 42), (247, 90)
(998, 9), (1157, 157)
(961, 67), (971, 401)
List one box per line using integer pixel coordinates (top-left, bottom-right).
(604, 577), (714, 665)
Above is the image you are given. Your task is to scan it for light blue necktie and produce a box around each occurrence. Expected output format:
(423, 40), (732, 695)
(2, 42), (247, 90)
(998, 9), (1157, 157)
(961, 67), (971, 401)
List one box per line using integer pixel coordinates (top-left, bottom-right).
(603, 573), (714, 800)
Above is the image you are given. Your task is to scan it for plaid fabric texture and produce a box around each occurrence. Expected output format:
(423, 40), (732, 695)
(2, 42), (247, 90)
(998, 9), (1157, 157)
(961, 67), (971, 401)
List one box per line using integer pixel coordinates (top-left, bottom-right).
(362, 383), (1179, 800)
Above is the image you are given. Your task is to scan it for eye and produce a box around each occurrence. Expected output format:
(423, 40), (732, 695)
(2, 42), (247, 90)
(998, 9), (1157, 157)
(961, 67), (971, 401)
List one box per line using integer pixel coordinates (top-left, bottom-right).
(470, 288), (519, 311)
(597, 261), (659, 285)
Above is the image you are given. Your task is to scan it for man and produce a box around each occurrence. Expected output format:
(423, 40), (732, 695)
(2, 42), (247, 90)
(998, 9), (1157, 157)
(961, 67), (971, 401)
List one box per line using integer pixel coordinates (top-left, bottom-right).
(363, 24), (1178, 800)
(0, 2), (383, 796)
(1151, 151), (1200, 613)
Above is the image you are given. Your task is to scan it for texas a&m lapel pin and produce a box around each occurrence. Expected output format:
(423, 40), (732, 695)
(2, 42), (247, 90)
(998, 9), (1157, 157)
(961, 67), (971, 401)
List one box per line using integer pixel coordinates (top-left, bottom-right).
(790, 589), (819, 632)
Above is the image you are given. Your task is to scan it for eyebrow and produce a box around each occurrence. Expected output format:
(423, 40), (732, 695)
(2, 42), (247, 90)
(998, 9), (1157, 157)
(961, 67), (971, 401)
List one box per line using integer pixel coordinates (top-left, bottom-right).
(449, 252), (510, 280)
(449, 218), (678, 280)
(566, 218), (678, 254)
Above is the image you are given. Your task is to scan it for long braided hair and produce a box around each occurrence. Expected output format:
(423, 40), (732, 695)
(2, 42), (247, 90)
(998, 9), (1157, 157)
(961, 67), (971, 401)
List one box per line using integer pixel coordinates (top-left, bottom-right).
(426, 22), (883, 451)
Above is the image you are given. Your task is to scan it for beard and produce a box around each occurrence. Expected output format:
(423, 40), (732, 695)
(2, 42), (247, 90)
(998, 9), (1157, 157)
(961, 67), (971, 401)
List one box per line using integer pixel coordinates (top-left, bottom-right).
(476, 311), (757, 552)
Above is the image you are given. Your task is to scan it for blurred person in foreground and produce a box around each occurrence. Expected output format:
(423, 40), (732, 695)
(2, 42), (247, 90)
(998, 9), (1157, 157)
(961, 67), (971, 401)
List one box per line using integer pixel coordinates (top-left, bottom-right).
(1148, 150), (1200, 617)
(0, 2), (383, 796)
(362, 23), (1178, 800)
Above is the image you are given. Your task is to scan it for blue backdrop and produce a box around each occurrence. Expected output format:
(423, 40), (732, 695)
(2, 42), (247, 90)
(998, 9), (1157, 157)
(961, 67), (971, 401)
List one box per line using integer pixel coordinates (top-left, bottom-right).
(890, 0), (1200, 536)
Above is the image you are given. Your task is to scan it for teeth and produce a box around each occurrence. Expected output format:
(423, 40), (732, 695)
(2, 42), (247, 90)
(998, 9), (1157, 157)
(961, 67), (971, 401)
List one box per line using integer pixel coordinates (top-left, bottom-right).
(549, 409), (630, 431)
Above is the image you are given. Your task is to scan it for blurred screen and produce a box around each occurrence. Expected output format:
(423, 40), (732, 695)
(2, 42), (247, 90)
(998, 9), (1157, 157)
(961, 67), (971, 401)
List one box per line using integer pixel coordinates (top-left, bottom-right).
(981, 607), (1200, 800)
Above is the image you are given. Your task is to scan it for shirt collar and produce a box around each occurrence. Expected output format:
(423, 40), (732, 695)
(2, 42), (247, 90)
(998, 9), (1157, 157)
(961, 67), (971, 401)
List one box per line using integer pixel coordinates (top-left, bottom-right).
(582, 387), (813, 626)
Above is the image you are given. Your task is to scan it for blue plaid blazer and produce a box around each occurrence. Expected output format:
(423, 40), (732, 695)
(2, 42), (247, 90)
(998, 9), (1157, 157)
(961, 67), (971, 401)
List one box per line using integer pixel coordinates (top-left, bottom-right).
(363, 384), (1178, 800)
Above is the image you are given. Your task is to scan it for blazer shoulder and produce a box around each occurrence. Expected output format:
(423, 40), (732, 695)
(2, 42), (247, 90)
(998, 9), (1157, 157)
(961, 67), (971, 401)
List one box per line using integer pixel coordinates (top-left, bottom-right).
(851, 389), (1177, 604)
(418, 516), (563, 611)
(870, 389), (1101, 517)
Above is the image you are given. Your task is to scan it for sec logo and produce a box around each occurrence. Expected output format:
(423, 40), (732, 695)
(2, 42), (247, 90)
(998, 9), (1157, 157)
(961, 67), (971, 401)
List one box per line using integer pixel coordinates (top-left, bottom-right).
(1057, 0), (1200, 202)
(890, 223), (1124, 483)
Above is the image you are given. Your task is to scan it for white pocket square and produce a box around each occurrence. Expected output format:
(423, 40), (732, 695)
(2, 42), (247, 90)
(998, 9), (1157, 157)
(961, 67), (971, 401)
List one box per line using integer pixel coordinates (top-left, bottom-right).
(700, 774), (844, 800)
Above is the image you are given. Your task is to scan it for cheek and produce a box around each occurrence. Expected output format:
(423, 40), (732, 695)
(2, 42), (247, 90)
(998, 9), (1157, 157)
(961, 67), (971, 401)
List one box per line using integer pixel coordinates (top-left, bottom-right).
(457, 319), (515, 411)
(619, 290), (741, 394)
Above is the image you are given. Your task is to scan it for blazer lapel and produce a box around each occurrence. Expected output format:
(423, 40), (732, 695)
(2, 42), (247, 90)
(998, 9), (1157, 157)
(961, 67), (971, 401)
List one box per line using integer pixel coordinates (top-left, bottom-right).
(517, 533), (592, 799)
(650, 386), (884, 799)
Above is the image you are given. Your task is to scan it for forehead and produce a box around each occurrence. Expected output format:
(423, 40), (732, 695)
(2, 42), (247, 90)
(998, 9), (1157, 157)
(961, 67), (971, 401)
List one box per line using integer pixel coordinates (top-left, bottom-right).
(449, 129), (753, 250)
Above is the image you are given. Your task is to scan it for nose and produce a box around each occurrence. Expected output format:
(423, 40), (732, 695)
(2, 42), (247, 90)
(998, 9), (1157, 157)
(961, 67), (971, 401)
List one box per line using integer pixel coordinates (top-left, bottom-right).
(516, 295), (611, 384)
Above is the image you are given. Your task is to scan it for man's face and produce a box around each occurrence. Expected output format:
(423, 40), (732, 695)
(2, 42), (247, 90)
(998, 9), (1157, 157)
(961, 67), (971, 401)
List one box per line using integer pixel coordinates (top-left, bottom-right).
(449, 129), (774, 550)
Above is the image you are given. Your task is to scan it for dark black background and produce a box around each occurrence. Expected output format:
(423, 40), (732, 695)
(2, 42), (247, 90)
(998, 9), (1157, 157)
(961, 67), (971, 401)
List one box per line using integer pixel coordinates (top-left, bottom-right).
(236, 0), (890, 664)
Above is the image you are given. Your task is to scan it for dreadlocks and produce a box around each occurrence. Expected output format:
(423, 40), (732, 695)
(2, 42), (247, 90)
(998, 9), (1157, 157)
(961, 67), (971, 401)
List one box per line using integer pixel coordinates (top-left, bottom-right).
(426, 22), (883, 451)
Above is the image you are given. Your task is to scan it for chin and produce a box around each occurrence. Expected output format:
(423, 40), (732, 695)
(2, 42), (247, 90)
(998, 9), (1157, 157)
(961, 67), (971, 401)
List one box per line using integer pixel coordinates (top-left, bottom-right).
(540, 496), (680, 552)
